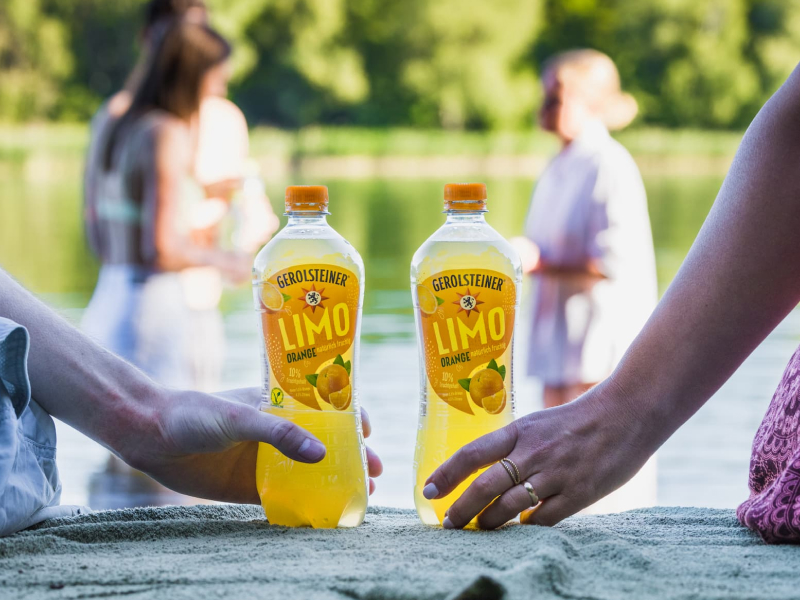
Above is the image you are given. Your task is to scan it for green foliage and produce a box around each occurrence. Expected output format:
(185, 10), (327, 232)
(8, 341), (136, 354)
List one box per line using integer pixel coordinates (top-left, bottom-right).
(0, 0), (74, 120)
(221, 0), (540, 128)
(230, 0), (369, 127)
(48, 0), (144, 120)
(376, 0), (540, 129)
(532, 0), (800, 129)
(1, 0), (800, 128)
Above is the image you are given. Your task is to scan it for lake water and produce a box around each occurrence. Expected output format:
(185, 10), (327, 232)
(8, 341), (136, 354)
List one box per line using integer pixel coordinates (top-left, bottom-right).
(1, 154), (797, 514)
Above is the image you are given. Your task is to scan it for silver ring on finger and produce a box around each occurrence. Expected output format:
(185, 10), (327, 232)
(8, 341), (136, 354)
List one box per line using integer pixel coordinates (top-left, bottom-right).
(523, 481), (539, 507)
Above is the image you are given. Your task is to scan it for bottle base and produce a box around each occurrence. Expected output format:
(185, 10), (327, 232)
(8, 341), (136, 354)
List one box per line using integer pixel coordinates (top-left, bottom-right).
(262, 506), (366, 529)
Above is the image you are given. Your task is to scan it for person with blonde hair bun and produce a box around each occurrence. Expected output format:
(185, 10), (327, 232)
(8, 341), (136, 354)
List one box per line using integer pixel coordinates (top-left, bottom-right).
(514, 48), (657, 410)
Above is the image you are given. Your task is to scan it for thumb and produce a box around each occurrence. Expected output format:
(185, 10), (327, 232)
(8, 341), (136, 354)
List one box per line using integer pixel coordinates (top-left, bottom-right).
(228, 405), (326, 463)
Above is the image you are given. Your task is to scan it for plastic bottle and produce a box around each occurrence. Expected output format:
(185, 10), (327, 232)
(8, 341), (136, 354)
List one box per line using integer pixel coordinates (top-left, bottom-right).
(411, 183), (521, 525)
(253, 185), (368, 528)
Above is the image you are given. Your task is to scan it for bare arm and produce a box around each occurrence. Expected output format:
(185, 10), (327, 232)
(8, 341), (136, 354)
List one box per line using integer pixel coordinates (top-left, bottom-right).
(425, 64), (800, 529)
(531, 258), (606, 278)
(510, 238), (606, 279)
(0, 269), (327, 502)
(150, 121), (249, 281)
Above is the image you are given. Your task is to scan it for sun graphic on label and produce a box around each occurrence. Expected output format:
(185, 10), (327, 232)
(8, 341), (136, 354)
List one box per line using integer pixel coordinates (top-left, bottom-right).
(453, 288), (484, 316)
(298, 284), (329, 313)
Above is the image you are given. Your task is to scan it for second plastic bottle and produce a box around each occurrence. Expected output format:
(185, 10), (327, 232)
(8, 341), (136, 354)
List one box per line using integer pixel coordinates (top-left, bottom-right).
(411, 183), (521, 526)
(253, 185), (368, 528)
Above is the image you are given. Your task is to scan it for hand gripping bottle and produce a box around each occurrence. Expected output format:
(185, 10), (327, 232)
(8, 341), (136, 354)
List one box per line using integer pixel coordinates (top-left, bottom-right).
(253, 185), (368, 528)
(411, 183), (521, 525)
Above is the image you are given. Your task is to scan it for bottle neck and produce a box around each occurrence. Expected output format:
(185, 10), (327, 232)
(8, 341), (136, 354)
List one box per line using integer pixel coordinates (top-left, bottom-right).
(444, 211), (487, 225)
(286, 212), (329, 226)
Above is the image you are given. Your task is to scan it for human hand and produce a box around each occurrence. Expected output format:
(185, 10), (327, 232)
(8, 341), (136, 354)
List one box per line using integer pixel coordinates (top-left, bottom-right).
(422, 382), (654, 529)
(204, 177), (243, 201)
(122, 387), (383, 503)
(236, 194), (280, 252)
(509, 236), (540, 274)
(216, 251), (253, 285)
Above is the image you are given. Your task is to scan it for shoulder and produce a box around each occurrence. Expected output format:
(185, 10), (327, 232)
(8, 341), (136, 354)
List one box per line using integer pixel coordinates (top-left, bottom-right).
(594, 137), (641, 177)
(200, 96), (247, 130)
(197, 96), (249, 155)
(128, 112), (191, 171)
(107, 91), (132, 118)
(148, 112), (191, 150)
(584, 136), (644, 200)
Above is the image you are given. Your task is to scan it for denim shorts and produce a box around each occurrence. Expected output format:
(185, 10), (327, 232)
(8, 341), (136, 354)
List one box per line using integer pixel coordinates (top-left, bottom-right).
(0, 317), (87, 536)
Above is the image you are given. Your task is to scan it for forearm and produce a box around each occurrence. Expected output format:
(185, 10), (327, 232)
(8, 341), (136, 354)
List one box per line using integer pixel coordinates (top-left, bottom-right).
(155, 238), (227, 272)
(532, 257), (606, 278)
(606, 66), (800, 447)
(0, 269), (159, 459)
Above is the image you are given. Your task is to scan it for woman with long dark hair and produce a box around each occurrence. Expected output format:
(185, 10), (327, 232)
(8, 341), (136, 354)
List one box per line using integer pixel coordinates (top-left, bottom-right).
(82, 21), (250, 388)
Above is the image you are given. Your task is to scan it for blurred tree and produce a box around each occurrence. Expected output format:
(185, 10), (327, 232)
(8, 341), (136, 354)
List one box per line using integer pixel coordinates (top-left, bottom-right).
(622, 0), (760, 127)
(224, 0), (370, 127)
(531, 0), (794, 129)
(47, 0), (142, 121)
(0, 0), (74, 120)
(343, 0), (431, 126)
(397, 0), (540, 129)
(745, 0), (800, 99)
(340, 0), (541, 129)
(1, 0), (800, 129)
(234, 0), (540, 128)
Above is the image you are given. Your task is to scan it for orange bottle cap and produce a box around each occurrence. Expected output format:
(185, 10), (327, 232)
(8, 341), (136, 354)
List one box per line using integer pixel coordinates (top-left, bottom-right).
(285, 185), (329, 213)
(443, 183), (487, 211)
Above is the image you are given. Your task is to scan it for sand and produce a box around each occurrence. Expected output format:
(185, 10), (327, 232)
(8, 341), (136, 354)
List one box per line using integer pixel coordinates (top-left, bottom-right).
(0, 504), (798, 599)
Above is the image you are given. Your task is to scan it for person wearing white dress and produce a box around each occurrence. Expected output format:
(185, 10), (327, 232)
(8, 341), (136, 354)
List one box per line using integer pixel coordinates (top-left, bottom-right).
(512, 50), (658, 513)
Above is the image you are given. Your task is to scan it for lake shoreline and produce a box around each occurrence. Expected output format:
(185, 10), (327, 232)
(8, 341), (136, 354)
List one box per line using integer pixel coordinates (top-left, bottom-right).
(5, 151), (734, 183)
(1, 123), (740, 180)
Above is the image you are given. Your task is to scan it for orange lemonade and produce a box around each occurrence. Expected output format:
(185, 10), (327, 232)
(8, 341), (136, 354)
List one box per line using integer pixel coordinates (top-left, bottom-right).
(411, 183), (521, 525)
(253, 185), (368, 528)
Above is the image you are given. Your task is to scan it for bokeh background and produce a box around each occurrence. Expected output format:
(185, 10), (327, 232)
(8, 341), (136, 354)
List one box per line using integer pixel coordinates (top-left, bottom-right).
(1, 0), (799, 512)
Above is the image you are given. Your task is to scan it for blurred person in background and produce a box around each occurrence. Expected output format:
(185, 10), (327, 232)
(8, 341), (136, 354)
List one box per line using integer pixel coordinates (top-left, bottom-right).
(424, 61), (800, 542)
(81, 20), (250, 390)
(82, 0), (207, 138)
(83, 0), (207, 210)
(81, 20), (256, 508)
(188, 76), (280, 392)
(83, 2), (278, 392)
(514, 49), (657, 408)
(511, 49), (658, 513)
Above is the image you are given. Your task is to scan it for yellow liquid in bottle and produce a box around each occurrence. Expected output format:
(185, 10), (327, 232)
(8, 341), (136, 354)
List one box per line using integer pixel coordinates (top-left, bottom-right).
(256, 408), (368, 528)
(253, 220), (368, 528)
(412, 235), (520, 526)
(413, 400), (514, 525)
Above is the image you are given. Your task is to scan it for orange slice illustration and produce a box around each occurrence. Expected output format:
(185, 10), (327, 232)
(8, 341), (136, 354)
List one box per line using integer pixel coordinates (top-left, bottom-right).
(417, 285), (439, 315)
(261, 281), (285, 313)
(316, 363), (350, 403)
(330, 384), (352, 411)
(483, 389), (506, 414)
(468, 368), (503, 408)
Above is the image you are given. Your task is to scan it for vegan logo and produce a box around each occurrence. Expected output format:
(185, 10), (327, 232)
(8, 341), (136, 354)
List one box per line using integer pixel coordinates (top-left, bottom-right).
(270, 387), (284, 408)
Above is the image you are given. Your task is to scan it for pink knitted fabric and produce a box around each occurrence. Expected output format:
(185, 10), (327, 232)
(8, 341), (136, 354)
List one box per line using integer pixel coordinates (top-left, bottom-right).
(738, 345), (800, 543)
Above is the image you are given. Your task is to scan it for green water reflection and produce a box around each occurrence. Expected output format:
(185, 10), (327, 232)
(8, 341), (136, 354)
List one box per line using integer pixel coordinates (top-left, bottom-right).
(0, 161), (723, 312)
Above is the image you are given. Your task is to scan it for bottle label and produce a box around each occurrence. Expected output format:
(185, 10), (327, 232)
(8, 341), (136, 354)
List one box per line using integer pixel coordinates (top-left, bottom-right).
(416, 269), (515, 415)
(257, 264), (359, 411)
